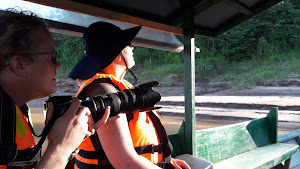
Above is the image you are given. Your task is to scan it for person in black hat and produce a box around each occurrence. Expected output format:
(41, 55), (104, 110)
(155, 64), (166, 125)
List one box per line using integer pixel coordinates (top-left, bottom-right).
(68, 21), (190, 169)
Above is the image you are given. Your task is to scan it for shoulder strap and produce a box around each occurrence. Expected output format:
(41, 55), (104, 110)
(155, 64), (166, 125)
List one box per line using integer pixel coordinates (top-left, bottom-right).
(0, 87), (17, 165)
(146, 111), (173, 162)
(19, 105), (42, 137)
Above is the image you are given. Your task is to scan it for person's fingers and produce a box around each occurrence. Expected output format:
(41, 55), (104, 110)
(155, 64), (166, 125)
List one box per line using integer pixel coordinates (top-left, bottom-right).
(172, 159), (190, 169)
(76, 105), (88, 120)
(81, 109), (89, 122)
(94, 106), (111, 129)
(64, 98), (81, 117)
(86, 129), (92, 137)
(173, 161), (182, 169)
(87, 110), (96, 135)
(85, 106), (91, 116)
(45, 102), (54, 125)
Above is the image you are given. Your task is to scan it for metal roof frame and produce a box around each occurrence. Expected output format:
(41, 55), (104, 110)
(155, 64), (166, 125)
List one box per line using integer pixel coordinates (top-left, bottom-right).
(25, 0), (283, 155)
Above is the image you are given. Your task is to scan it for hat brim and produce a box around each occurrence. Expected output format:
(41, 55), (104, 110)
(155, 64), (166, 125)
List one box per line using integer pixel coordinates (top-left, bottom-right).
(68, 25), (141, 80)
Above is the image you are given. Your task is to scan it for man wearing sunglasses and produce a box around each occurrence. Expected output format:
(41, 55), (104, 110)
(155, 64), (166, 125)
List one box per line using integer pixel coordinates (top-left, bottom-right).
(0, 9), (113, 169)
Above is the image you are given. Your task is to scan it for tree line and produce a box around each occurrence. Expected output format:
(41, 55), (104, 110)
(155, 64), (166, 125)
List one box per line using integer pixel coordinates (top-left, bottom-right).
(52, 0), (299, 77)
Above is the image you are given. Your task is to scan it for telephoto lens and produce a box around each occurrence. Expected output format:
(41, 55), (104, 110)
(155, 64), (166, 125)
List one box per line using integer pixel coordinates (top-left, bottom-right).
(81, 81), (161, 121)
(44, 81), (161, 123)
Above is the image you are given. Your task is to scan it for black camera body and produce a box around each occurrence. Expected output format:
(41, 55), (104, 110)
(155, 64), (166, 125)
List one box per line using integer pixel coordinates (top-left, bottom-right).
(44, 81), (161, 122)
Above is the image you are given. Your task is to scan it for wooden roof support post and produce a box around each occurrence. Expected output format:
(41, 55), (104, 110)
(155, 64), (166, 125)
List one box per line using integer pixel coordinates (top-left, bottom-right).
(183, 7), (196, 155)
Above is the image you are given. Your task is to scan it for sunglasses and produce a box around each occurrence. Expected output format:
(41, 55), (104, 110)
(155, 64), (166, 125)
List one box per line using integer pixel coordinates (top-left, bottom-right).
(28, 51), (58, 63)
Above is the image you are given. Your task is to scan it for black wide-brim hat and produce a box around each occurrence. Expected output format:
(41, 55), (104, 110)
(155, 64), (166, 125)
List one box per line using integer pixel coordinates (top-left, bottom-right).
(68, 21), (141, 80)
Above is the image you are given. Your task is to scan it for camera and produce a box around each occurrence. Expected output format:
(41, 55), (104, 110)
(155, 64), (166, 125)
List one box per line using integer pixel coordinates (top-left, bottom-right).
(44, 81), (161, 122)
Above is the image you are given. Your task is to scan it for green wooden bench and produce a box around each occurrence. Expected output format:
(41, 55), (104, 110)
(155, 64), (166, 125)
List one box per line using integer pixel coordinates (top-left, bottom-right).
(169, 108), (299, 169)
(277, 128), (300, 168)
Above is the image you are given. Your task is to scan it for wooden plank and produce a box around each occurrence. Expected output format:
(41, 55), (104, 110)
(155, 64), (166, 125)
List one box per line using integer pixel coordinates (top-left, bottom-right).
(25, 0), (183, 35)
(266, 107), (278, 143)
(194, 108), (279, 163)
(213, 143), (298, 169)
(278, 129), (300, 143)
(195, 120), (259, 163)
(279, 137), (300, 169)
(168, 121), (185, 157)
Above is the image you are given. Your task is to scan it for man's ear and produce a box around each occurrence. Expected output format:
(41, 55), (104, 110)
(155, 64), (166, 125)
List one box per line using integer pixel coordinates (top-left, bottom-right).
(9, 56), (27, 77)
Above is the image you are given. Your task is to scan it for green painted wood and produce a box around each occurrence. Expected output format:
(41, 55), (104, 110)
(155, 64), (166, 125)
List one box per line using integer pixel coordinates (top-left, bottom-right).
(168, 134), (182, 157)
(213, 143), (298, 169)
(195, 119), (267, 163)
(168, 108), (298, 168)
(168, 121), (185, 157)
(195, 108), (278, 163)
(177, 120), (186, 153)
(191, 108), (299, 168)
(183, 8), (196, 155)
(266, 107), (278, 143)
(278, 129), (300, 143)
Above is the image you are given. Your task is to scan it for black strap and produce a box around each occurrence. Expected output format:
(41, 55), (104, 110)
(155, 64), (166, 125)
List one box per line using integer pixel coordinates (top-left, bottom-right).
(0, 87), (17, 165)
(135, 143), (163, 155)
(120, 53), (138, 82)
(7, 147), (41, 168)
(78, 149), (107, 160)
(14, 147), (35, 161)
(20, 104), (42, 137)
(29, 110), (58, 159)
(147, 111), (173, 162)
(75, 157), (114, 169)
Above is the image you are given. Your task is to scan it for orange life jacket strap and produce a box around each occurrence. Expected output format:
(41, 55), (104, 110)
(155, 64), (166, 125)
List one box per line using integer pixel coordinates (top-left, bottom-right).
(76, 149), (112, 169)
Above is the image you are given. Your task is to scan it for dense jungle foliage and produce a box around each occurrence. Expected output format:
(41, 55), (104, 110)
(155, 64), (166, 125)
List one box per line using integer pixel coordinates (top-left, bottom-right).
(53, 0), (300, 88)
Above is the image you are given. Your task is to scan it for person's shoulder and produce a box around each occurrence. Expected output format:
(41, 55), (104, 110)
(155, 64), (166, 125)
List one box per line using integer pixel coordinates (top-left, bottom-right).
(83, 80), (118, 98)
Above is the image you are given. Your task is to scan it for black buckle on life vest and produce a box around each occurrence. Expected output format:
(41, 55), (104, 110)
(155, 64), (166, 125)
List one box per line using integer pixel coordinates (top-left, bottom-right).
(151, 144), (155, 154)
(7, 147), (41, 168)
(134, 143), (163, 155)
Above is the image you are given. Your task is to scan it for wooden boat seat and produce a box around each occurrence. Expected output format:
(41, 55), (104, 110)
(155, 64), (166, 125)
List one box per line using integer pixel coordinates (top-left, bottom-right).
(169, 108), (298, 169)
(277, 128), (300, 169)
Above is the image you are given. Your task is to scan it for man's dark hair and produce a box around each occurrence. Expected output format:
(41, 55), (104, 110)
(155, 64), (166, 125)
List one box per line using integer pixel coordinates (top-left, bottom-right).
(0, 8), (49, 71)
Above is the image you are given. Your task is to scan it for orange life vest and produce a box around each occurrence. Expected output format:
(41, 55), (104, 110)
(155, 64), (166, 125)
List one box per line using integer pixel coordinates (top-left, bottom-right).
(74, 73), (172, 169)
(0, 105), (36, 169)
